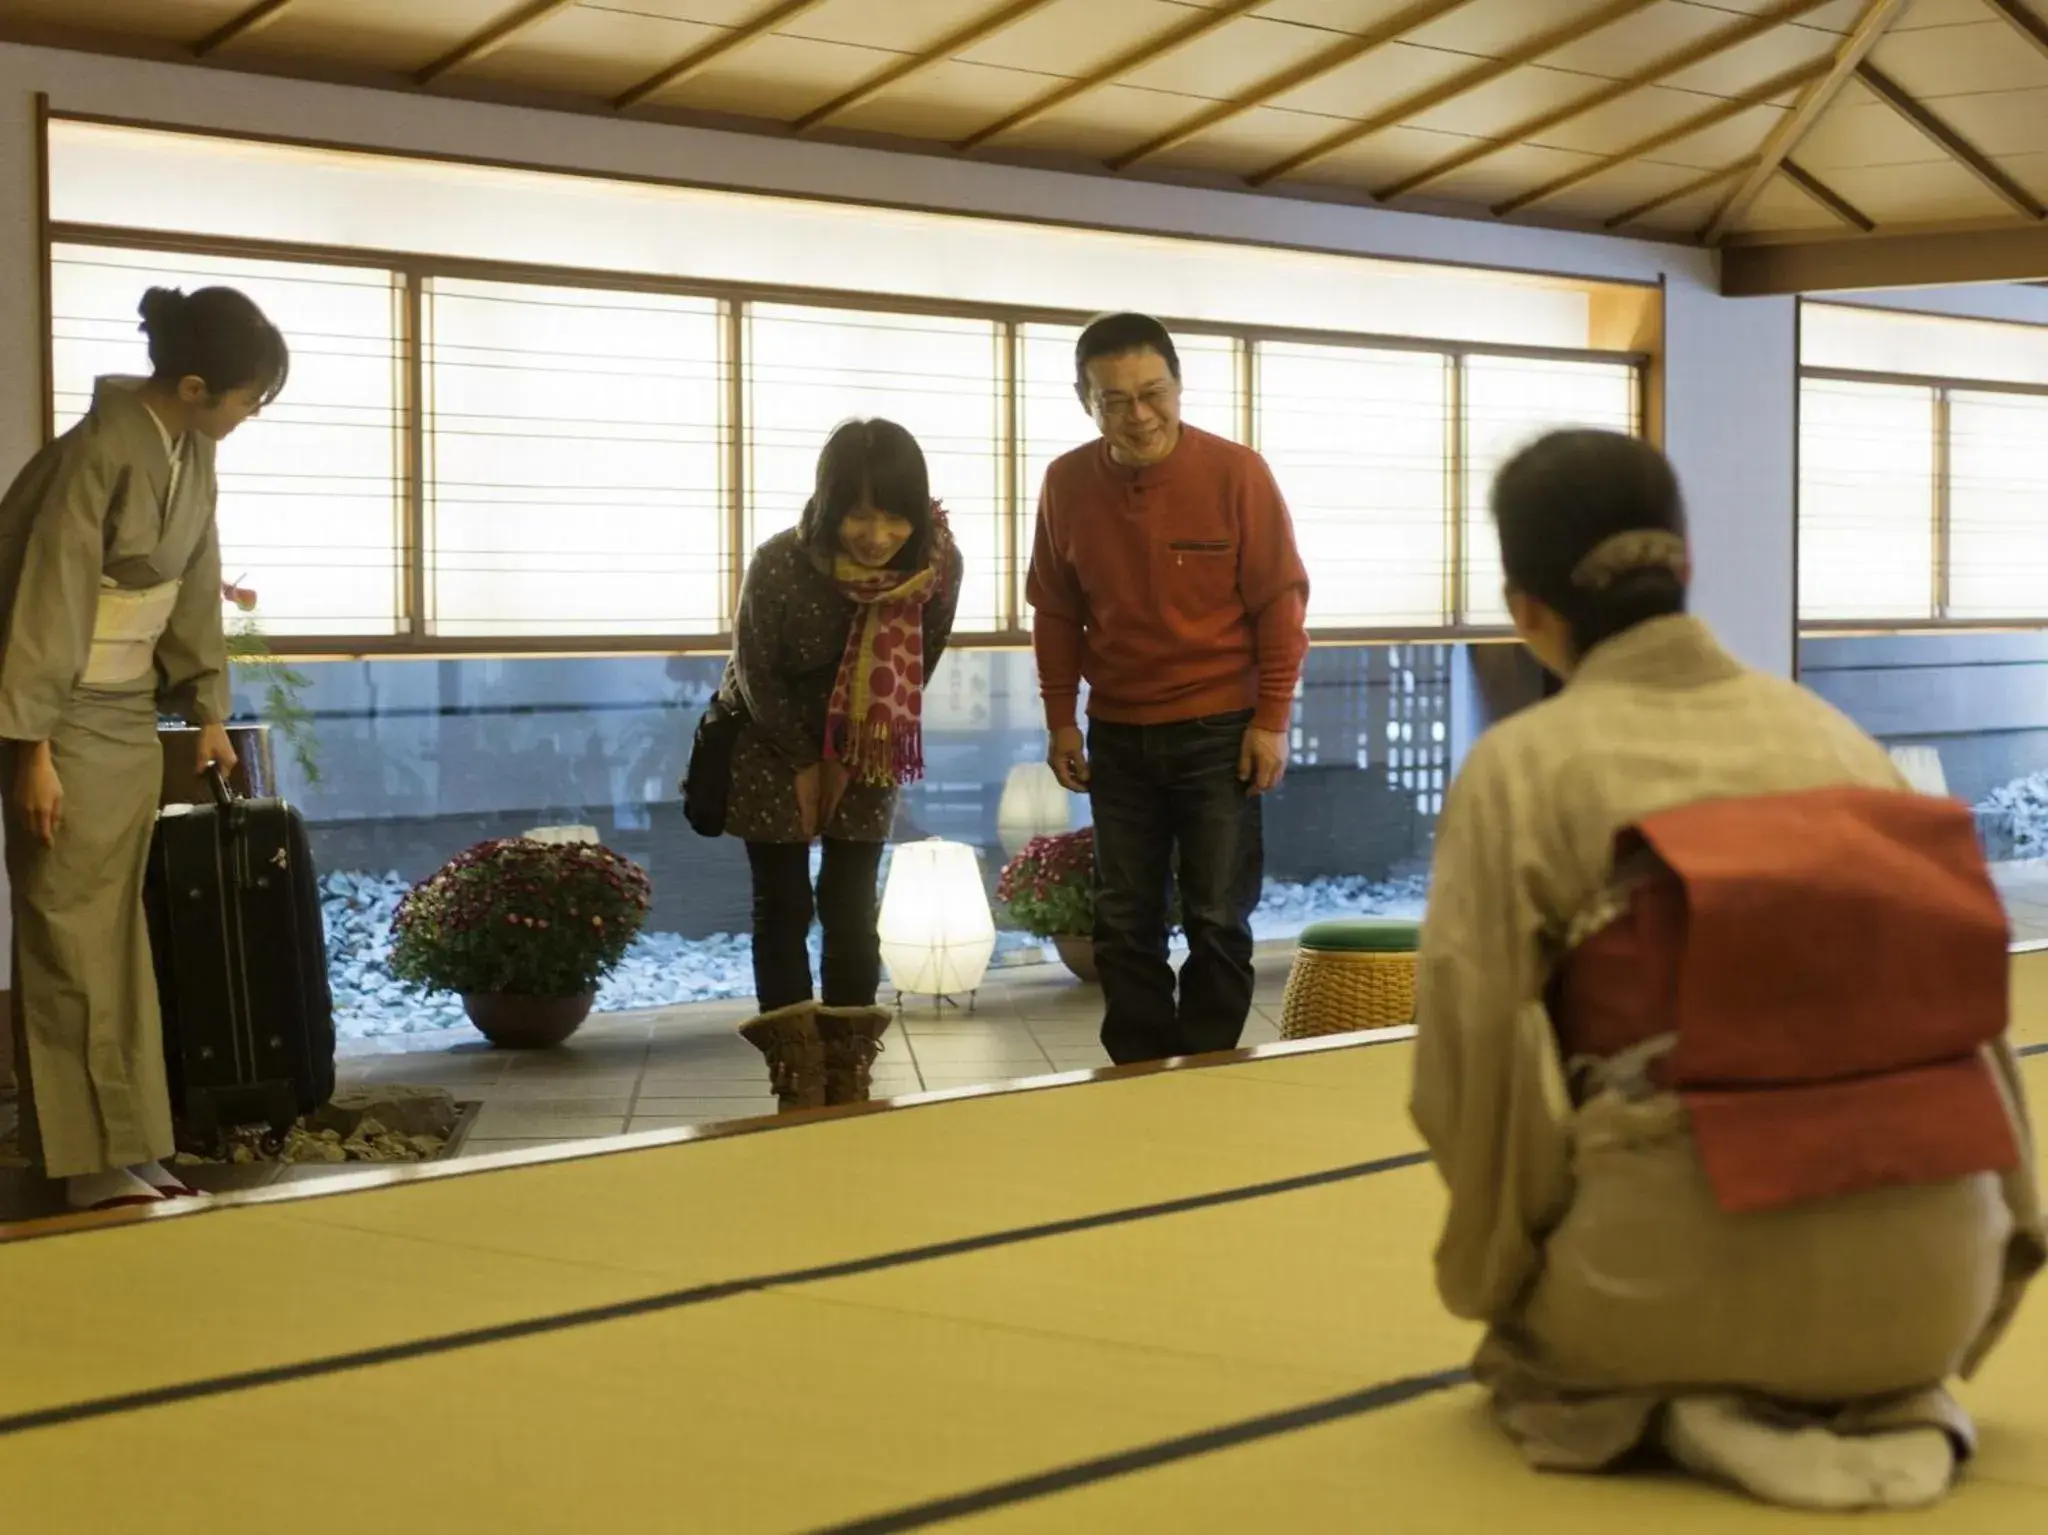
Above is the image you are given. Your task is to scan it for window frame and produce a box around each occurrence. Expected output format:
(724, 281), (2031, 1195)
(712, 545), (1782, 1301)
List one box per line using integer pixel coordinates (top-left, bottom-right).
(48, 240), (413, 640)
(418, 273), (733, 641)
(1798, 363), (2048, 633)
(47, 224), (1648, 656)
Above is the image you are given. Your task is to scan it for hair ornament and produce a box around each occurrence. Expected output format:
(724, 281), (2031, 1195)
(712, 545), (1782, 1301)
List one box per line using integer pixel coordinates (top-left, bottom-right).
(1569, 530), (1687, 592)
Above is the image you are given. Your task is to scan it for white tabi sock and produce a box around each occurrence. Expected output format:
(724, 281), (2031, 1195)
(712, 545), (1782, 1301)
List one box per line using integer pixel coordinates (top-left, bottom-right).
(1663, 1395), (1918, 1512)
(65, 1169), (163, 1210)
(1846, 1428), (1957, 1510)
(126, 1161), (206, 1200)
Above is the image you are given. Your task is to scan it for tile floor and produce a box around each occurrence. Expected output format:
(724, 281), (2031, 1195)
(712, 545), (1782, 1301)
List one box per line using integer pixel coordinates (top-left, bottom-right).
(351, 861), (2048, 1161)
(341, 945), (1293, 1160)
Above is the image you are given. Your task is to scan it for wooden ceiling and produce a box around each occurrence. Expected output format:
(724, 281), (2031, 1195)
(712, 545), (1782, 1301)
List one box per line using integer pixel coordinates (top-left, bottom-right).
(7, 0), (2048, 287)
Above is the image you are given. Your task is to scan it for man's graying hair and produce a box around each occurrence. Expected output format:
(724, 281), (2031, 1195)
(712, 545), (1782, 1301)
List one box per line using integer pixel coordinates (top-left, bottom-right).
(1072, 312), (1181, 403)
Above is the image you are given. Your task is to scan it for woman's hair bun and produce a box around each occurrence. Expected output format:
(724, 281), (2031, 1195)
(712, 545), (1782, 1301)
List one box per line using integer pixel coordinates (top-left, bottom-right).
(130, 283), (290, 405)
(137, 286), (188, 336)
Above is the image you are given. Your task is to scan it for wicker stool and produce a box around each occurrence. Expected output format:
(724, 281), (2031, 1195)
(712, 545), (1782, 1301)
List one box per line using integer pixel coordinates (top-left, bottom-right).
(1278, 917), (1421, 1040)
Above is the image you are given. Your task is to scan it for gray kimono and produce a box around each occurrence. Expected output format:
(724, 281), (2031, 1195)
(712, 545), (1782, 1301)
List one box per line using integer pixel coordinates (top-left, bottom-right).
(1412, 615), (2043, 1469)
(0, 376), (228, 1177)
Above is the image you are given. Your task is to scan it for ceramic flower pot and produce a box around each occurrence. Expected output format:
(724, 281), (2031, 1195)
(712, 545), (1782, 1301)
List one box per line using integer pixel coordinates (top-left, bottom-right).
(462, 991), (595, 1049)
(1051, 935), (1099, 984)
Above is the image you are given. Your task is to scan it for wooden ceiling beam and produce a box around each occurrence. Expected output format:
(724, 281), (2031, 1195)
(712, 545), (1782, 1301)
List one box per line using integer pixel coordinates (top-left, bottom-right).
(614, 0), (830, 113)
(1983, 0), (2048, 63)
(416, 0), (577, 86)
(1721, 222), (2048, 295)
(193, 0), (299, 57)
(1105, 0), (1480, 172)
(1779, 157), (1875, 232)
(957, 0), (1270, 153)
(1378, 0), (1838, 203)
(1248, 0), (1660, 188)
(1700, 0), (1909, 244)
(1492, 58), (1826, 218)
(792, 0), (1061, 134)
(1603, 158), (1753, 230)
(1854, 60), (2048, 221)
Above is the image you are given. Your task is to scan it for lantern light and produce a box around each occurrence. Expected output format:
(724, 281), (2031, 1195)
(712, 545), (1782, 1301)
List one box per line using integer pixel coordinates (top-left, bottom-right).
(878, 838), (996, 1003)
(1887, 745), (1948, 798)
(995, 760), (1071, 857)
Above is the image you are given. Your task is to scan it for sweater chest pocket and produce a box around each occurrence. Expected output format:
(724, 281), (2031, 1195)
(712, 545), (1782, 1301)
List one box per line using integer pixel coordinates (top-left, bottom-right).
(1160, 538), (1237, 613)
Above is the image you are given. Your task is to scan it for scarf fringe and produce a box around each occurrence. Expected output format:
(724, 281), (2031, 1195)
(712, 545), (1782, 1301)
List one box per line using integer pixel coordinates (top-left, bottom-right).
(826, 718), (924, 788)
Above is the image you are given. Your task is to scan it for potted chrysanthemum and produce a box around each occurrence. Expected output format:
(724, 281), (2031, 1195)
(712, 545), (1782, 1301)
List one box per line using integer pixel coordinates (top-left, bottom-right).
(389, 837), (653, 1047)
(997, 826), (1100, 982)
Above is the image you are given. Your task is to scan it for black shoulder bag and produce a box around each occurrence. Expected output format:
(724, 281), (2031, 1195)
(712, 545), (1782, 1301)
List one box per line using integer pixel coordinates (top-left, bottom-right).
(681, 692), (750, 839)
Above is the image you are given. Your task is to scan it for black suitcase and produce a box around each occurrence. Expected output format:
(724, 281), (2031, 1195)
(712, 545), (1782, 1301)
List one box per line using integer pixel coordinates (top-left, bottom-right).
(144, 764), (336, 1141)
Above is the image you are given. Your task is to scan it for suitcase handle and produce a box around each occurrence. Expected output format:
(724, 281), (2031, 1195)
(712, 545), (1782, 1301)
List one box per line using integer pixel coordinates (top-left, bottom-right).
(203, 761), (238, 809)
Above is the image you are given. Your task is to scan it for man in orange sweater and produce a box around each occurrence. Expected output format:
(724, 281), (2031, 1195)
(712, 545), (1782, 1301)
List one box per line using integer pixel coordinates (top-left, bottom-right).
(1026, 313), (1310, 1064)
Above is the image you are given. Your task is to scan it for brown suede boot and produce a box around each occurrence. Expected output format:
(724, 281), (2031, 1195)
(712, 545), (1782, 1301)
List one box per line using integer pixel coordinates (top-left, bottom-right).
(815, 1006), (893, 1107)
(739, 1003), (827, 1113)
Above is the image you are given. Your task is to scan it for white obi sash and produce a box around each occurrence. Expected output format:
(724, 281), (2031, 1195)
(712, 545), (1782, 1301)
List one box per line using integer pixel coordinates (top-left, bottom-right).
(82, 576), (181, 687)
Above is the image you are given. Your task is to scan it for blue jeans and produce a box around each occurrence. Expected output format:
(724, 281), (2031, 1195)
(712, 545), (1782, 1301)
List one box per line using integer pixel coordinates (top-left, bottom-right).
(1086, 709), (1263, 1064)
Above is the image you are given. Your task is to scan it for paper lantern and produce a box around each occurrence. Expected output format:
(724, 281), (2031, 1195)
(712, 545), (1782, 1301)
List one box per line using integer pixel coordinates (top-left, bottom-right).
(1887, 745), (1948, 798)
(996, 761), (1070, 856)
(879, 839), (996, 1000)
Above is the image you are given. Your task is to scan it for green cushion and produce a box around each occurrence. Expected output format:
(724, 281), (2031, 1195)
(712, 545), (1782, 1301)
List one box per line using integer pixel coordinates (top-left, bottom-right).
(1297, 917), (1421, 954)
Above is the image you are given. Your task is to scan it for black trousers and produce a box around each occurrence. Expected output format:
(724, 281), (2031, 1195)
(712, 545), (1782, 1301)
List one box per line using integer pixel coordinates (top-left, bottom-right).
(1086, 709), (1263, 1065)
(744, 839), (885, 1014)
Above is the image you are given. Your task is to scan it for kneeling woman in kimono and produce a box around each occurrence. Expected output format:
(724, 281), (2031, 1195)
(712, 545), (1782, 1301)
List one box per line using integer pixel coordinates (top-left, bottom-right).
(720, 418), (960, 1112)
(1, 285), (288, 1211)
(1412, 430), (2042, 1512)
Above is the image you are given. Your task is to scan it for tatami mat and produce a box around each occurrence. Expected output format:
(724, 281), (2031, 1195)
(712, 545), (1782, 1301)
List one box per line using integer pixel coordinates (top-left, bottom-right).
(0, 967), (2043, 1532)
(0, 1045), (1420, 1421)
(939, 1376), (2048, 1535)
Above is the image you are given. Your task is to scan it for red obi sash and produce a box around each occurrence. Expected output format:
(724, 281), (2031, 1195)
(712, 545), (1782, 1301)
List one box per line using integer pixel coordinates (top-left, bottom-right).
(1550, 786), (2019, 1214)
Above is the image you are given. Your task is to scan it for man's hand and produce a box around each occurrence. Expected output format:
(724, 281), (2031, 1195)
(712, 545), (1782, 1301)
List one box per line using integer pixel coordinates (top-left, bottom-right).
(13, 742), (62, 847)
(794, 764), (823, 839)
(197, 721), (239, 780)
(819, 760), (850, 833)
(1238, 726), (1287, 796)
(1048, 726), (1090, 792)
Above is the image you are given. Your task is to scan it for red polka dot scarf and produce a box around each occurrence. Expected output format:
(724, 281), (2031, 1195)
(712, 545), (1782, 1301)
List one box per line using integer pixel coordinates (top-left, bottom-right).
(824, 505), (955, 788)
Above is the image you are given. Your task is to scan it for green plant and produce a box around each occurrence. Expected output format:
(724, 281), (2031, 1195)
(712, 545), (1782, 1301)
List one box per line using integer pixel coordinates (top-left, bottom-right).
(996, 827), (1095, 938)
(390, 837), (653, 999)
(222, 583), (322, 786)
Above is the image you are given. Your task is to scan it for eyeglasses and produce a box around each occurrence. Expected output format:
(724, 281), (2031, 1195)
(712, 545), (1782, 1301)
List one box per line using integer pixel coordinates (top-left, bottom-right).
(1091, 380), (1181, 419)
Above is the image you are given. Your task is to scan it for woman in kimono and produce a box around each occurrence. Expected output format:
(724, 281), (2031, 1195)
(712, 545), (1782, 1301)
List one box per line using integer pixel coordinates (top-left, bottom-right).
(1412, 429), (2041, 1511)
(1, 285), (288, 1211)
(720, 418), (960, 1113)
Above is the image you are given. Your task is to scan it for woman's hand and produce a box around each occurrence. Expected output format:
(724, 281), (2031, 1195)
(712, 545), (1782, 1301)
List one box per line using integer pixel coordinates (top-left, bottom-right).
(13, 743), (62, 847)
(819, 761), (850, 833)
(795, 764), (822, 839)
(197, 721), (239, 781)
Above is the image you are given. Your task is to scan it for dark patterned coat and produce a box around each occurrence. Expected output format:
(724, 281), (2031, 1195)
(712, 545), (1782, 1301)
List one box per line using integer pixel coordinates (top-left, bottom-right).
(718, 528), (961, 845)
